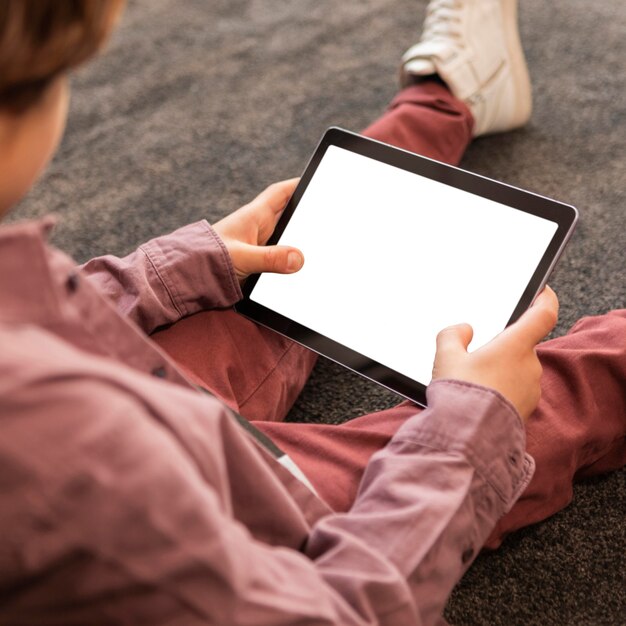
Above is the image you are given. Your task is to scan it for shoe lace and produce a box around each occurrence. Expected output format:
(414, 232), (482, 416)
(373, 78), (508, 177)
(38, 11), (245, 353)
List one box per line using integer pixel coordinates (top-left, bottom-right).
(422, 0), (464, 43)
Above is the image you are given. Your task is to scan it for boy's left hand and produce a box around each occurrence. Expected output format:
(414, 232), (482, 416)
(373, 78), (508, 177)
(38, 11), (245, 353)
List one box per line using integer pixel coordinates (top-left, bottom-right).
(213, 179), (304, 284)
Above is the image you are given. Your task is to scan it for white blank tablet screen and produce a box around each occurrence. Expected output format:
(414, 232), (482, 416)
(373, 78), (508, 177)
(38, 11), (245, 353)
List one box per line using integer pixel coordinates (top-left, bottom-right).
(250, 145), (558, 386)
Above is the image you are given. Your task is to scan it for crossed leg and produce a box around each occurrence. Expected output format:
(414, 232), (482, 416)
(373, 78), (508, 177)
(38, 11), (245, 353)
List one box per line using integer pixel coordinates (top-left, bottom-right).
(151, 81), (626, 547)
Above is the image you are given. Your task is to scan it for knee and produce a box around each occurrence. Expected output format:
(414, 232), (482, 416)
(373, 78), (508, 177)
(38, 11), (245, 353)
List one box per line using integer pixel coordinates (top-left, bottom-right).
(569, 309), (626, 336)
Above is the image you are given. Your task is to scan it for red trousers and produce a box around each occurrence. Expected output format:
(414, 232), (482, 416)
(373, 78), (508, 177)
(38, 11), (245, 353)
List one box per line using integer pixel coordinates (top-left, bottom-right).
(152, 82), (626, 548)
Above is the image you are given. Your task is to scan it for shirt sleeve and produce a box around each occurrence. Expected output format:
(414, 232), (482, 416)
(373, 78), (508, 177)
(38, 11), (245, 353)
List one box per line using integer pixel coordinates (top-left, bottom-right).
(1, 368), (532, 625)
(80, 220), (243, 333)
(304, 379), (535, 625)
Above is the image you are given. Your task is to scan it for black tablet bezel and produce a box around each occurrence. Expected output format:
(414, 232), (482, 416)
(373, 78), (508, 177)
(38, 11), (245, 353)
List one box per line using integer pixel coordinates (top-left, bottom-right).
(235, 127), (578, 407)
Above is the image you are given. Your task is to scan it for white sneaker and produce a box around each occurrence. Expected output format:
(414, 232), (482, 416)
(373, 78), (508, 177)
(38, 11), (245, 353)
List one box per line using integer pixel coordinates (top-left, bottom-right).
(400, 0), (532, 137)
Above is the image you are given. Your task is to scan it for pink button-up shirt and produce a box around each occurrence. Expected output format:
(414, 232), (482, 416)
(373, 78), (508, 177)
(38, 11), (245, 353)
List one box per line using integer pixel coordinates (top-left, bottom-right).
(0, 217), (533, 625)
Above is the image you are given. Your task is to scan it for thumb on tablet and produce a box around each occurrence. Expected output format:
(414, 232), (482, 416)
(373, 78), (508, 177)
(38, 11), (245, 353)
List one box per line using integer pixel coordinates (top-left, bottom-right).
(236, 243), (304, 277)
(434, 323), (474, 359)
(431, 323), (473, 381)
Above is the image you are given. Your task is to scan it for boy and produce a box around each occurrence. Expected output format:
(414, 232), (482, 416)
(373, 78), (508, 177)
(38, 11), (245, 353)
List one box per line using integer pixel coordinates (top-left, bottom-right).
(1, 1), (624, 624)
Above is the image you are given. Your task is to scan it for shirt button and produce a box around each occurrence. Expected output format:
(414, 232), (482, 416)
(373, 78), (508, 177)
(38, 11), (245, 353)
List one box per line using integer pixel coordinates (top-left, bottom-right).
(461, 547), (475, 564)
(66, 271), (80, 293)
(151, 366), (167, 378)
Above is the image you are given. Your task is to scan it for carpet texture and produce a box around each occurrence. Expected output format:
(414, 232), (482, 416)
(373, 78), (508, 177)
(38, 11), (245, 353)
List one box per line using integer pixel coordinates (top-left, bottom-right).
(14, 0), (625, 623)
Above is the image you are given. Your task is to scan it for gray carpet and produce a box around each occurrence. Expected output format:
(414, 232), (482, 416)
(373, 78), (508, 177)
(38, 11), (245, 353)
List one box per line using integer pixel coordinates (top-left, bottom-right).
(14, 0), (626, 623)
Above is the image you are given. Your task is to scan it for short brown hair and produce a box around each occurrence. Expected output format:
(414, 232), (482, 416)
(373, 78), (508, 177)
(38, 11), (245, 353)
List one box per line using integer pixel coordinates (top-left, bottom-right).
(0, 0), (125, 113)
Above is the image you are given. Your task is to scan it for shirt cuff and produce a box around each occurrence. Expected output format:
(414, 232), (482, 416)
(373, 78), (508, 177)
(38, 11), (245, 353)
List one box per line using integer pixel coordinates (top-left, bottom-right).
(140, 220), (243, 316)
(391, 379), (535, 513)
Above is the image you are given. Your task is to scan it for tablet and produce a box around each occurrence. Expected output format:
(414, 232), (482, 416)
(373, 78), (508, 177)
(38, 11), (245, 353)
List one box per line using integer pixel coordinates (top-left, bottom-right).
(235, 128), (578, 406)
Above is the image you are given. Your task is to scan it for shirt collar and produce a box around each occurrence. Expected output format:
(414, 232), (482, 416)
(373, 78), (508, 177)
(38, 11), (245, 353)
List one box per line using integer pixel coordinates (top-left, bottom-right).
(0, 216), (66, 325)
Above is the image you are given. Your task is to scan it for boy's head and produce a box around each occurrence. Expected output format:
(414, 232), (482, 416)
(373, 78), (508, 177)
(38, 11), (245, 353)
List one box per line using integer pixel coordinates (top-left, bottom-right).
(0, 0), (125, 216)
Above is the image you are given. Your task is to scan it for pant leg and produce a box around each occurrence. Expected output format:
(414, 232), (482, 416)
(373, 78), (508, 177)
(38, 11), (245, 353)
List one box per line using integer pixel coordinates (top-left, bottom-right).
(152, 310), (318, 422)
(363, 80), (473, 164)
(255, 311), (626, 526)
(152, 80), (472, 422)
(484, 309), (626, 548)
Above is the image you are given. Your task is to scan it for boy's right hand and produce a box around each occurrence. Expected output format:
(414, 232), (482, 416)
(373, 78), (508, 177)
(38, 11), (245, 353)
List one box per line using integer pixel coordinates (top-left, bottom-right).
(431, 286), (559, 420)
